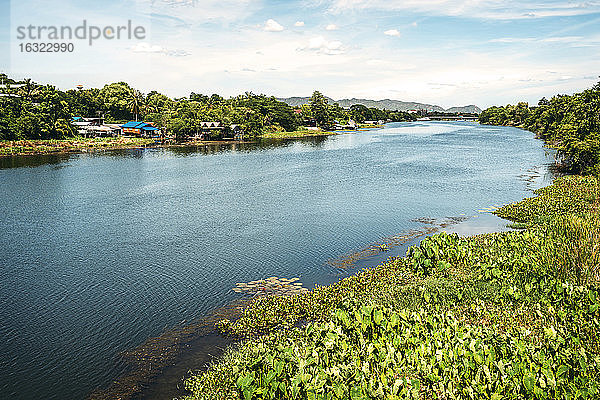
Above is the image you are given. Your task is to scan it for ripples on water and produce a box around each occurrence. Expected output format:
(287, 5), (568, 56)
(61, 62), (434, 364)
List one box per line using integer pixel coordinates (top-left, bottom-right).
(0, 122), (555, 399)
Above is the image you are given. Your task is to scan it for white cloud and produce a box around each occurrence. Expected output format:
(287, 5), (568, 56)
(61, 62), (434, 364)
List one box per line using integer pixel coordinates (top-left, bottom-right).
(264, 19), (284, 31)
(301, 36), (345, 55)
(131, 42), (190, 57)
(295, 21), (305, 27)
(490, 37), (536, 43)
(384, 29), (401, 37)
(490, 36), (589, 44)
(328, 0), (600, 20)
(325, 24), (338, 30)
(541, 36), (584, 43)
(132, 42), (164, 53)
(366, 59), (385, 65)
(164, 49), (192, 57)
(15, 0), (599, 111)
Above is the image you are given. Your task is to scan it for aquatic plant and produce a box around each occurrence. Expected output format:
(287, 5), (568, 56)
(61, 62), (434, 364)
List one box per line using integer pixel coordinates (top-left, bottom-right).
(187, 296), (599, 399)
(182, 175), (600, 399)
(495, 175), (600, 223)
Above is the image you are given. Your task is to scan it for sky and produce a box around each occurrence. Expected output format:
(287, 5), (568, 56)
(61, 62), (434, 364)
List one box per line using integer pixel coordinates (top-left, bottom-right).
(1, 0), (599, 108)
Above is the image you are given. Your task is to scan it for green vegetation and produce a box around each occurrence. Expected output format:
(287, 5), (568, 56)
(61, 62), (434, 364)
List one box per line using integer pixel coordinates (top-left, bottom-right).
(346, 104), (413, 125)
(0, 77), (76, 140)
(182, 175), (600, 400)
(301, 91), (415, 131)
(0, 136), (155, 156)
(0, 75), (414, 143)
(0, 74), (301, 140)
(259, 130), (336, 139)
(309, 91), (333, 130)
(258, 125), (381, 140)
(478, 81), (600, 174)
(495, 175), (599, 224)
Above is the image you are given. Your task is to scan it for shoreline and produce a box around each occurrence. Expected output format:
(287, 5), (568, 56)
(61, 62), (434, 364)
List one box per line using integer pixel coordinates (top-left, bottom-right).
(259, 126), (383, 140)
(0, 132), (347, 159)
(87, 211), (519, 400)
(0, 126), (389, 158)
(0, 137), (262, 158)
(181, 174), (600, 399)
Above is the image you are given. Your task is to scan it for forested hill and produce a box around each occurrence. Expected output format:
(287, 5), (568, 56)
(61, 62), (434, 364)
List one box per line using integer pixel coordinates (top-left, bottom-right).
(445, 105), (482, 114)
(277, 96), (482, 114)
(479, 81), (600, 175)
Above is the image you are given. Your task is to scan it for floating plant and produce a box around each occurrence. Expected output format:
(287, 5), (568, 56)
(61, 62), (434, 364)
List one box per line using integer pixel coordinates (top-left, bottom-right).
(233, 277), (309, 297)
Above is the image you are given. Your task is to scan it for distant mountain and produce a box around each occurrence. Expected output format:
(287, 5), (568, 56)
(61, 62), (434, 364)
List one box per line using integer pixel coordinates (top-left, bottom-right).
(445, 105), (483, 114)
(276, 96), (482, 114)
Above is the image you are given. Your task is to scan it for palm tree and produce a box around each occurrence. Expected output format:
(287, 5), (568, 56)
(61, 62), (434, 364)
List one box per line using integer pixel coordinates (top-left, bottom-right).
(18, 78), (40, 101)
(126, 88), (144, 121)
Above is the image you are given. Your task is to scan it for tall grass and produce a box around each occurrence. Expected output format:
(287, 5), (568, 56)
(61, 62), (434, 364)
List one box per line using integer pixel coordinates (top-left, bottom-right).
(542, 213), (600, 285)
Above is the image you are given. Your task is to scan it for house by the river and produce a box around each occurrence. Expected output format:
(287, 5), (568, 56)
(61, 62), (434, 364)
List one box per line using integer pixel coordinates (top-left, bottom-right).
(189, 122), (245, 140)
(71, 117), (122, 137)
(121, 121), (160, 137)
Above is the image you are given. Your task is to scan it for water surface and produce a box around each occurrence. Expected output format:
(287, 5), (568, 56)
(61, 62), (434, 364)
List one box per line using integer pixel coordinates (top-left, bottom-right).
(0, 122), (554, 399)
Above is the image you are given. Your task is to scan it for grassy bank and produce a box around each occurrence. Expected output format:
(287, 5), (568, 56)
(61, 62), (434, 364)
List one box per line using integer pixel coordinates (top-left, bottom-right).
(0, 137), (157, 156)
(1, 125), (383, 156)
(259, 125), (385, 139)
(259, 130), (339, 139)
(0, 137), (260, 157)
(182, 175), (600, 399)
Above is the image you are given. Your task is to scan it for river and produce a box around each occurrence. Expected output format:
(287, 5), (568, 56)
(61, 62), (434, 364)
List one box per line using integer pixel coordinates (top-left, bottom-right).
(0, 122), (555, 399)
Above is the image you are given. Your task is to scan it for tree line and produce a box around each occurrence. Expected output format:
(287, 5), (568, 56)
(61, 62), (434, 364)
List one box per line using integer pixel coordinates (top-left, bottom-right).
(479, 81), (600, 174)
(0, 75), (415, 141)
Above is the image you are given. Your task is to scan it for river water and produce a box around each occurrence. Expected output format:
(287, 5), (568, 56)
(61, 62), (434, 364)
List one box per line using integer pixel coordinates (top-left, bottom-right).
(0, 122), (555, 399)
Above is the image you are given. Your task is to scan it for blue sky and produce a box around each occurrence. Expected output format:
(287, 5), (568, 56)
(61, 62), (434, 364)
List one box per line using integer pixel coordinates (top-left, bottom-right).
(1, 0), (599, 108)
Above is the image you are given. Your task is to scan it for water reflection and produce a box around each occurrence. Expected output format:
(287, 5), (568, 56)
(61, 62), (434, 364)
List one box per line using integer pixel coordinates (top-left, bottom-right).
(0, 136), (331, 170)
(0, 152), (74, 169)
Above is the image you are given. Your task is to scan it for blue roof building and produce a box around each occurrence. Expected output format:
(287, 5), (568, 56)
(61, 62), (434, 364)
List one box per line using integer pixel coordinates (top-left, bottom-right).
(121, 121), (160, 136)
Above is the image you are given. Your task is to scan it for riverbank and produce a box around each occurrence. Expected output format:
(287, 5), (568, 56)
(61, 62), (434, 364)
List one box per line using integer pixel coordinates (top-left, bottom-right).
(0, 125), (390, 157)
(478, 81), (600, 175)
(0, 137), (270, 157)
(182, 175), (600, 399)
(90, 212), (515, 400)
(258, 130), (339, 139)
(257, 125), (382, 139)
(0, 131), (353, 157)
(0, 137), (158, 157)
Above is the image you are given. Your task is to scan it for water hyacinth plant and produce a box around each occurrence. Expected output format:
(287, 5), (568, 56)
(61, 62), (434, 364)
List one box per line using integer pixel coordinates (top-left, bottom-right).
(182, 176), (600, 400)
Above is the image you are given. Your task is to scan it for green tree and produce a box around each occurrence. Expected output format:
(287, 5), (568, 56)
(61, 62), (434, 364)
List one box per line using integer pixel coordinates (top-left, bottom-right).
(480, 81), (600, 174)
(17, 78), (40, 101)
(309, 91), (333, 130)
(127, 87), (144, 122)
(100, 82), (136, 122)
(65, 88), (102, 118)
